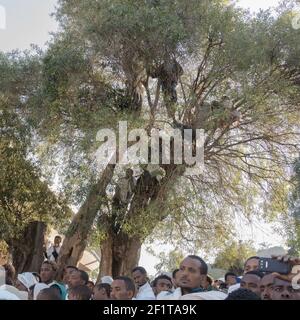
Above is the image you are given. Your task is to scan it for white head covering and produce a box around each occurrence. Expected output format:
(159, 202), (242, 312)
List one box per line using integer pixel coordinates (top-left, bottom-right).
(180, 290), (228, 300)
(0, 288), (20, 300)
(0, 285), (28, 300)
(33, 283), (49, 300)
(17, 272), (39, 290)
(101, 276), (113, 285)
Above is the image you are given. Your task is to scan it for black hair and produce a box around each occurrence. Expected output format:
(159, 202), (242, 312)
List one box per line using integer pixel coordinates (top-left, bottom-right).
(114, 276), (135, 295)
(244, 270), (264, 278)
(225, 272), (237, 281)
(132, 266), (147, 275)
(37, 288), (62, 300)
(78, 269), (89, 284)
(152, 275), (172, 287)
(187, 255), (208, 275)
(95, 283), (111, 297)
(3, 263), (15, 285)
(225, 288), (261, 300)
(206, 275), (213, 285)
(172, 268), (180, 279)
(66, 265), (78, 271)
(41, 260), (57, 272)
(69, 285), (92, 300)
(244, 256), (260, 267)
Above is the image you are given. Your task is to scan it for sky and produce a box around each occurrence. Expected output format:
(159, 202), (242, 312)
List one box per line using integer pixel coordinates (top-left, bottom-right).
(0, 0), (287, 276)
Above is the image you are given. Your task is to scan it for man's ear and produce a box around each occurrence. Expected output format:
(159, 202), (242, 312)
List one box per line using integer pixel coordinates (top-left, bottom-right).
(128, 290), (134, 299)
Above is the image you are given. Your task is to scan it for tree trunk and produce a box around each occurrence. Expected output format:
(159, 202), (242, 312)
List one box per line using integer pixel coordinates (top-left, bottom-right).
(97, 165), (184, 280)
(11, 221), (46, 274)
(98, 230), (141, 280)
(56, 164), (115, 280)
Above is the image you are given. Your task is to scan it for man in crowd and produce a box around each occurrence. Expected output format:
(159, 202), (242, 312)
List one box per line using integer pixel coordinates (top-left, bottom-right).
(46, 235), (62, 263)
(40, 261), (66, 299)
(36, 287), (62, 300)
(93, 283), (111, 300)
(244, 256), (259, 274)
(225, 272), (238, 288)
(68, 285), (92, 300)
(240, 270), (263, 298)
(111, 276), (135, 300)
(158, 255), (212, 300)
(260, 273), (275, 300)
(271, 277), (300, 300)
(67, 269), (89, 290)
(132, 266), (155, 300)
(225, 288), (261, 300)
(62, 265), (78, 287)
(152, 274), (173, 296)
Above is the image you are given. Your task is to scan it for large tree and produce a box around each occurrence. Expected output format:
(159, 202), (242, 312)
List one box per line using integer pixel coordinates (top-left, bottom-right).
(1, 0), (300, 277)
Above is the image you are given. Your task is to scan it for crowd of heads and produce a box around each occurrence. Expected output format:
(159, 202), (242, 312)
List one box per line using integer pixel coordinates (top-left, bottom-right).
(1, 237), (300, 300)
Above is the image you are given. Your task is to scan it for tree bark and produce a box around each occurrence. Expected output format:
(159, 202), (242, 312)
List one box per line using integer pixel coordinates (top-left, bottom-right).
(98, 165), (184, 279)
(11, 221), (46, 274)
(56, 164), (115, 280)
(98, 230), (141, 280)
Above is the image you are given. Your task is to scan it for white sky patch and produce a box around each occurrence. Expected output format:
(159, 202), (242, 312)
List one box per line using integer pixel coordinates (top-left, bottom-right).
(0, 4), (6, 30)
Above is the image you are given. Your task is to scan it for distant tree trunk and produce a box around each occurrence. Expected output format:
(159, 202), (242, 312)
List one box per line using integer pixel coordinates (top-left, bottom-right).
(11, 221), (46, 274)
(98, 231), (141, 279)
(56, 164), (115, 280)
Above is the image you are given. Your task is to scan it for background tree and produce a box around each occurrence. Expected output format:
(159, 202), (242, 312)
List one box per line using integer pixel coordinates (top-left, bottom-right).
(285, 157), (300, 256)
(213, 240), (256, 275)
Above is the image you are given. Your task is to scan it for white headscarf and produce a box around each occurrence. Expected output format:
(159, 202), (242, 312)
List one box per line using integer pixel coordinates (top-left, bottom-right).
(17, 272), (39, 290)
(180, 290), (228, 300)
(101, 276), (113, 285)
(0, 288), (20, 300)
(0, 285), (28, 300)
(33, 283), (49, 300)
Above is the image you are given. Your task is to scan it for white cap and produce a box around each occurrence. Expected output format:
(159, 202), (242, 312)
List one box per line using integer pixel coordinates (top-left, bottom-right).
(101, 276), (113, 285)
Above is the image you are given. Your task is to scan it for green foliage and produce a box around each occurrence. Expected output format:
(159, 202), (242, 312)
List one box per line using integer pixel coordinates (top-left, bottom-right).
(152, 249), (185, 274)
(213, 240), (256, 274)
(285, 158), (300, 255)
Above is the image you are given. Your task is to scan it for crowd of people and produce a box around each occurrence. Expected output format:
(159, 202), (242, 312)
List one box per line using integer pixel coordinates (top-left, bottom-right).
(1, 237), (300, 300)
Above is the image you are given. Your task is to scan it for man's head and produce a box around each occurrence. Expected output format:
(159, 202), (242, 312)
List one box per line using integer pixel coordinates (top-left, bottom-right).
(40, 261), (57, 284)
(152, 275), (172, 295)
(260, 273), (275, 300)
(240, 270), (264, 297)
(172, 269), (180, 288)
(201, 275), (213, 289)
(93, 283), (111, 300)
(3, 263), (15, 285)
(54, 236), (62, 247)
(68, 285), (92, 300)
(244, 256), (259, 274)
(87, 280), (95, 291)
(177, 255), (208, 294)
(111, 276), (135, 300)
(225, 272), (237, 287)
(68, 269), (89, 289)
(270, 277), (299, 300)
(132, 266), (148, 287)
(36, 287), (61, 300)
(62, 265), (78, 285)
(225, 288), (261, 300)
